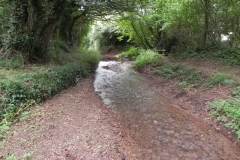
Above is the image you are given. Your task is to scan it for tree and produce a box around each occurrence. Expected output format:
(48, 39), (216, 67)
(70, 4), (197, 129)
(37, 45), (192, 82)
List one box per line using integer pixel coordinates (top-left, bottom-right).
(1, 0), (135, 62)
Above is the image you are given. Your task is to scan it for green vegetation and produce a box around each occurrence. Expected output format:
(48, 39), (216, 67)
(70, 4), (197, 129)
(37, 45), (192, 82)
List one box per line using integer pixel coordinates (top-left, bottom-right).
(209, 99), (240, 138)
(208, 85), (240, 139)
(173, 47), (240, 66)
(154, 63), (203, 87)
(0, 50), (100, 129)
(119, 47), (138, 60)
(0, 56), (24, 69)
(5, 154), (17, 160)
(23, 152), (34, 160)
(208, 72), (235, 87)
(4, 152), (34, 160)
(133, 49), (163, 70)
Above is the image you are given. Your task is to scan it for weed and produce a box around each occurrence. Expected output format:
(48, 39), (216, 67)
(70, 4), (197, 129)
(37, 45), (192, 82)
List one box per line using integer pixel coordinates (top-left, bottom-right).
(154, 63), (204, 87)
(217, 116), (228, 122)
(5, 56), (24, 69)
(20, 111), (31, 121)
(178, 81), (189, 88)
(0, 123), (12, 140)
(80, 50), (101, 72)
(172, 46), (240, 66)
(133, 49), (163, 70)
(209, 98), (240, 138)
(231, 86), (240, 97)
(154, 63), (178, 79)
(187, 70), (202, 84)
(208, 72), (232, 87)
(23, 152), (34, 160)
(119, 47), (138, 60)
(5, 154), (17, 160)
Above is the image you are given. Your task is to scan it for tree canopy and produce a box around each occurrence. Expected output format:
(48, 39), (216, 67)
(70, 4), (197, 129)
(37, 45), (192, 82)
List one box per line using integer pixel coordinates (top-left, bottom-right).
(0, 0), (239, 62)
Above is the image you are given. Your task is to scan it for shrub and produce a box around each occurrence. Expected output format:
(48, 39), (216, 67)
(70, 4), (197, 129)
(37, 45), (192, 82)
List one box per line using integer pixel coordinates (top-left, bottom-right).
(119, 47), (138, 60)
(133, 49), (163, 70)
(80, 50), (101, 72)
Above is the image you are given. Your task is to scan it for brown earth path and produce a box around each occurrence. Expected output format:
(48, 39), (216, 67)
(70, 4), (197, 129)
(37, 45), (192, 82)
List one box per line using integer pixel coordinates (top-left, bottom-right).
(141, 56), (240, 145)
(0, 76), (140, 160)
(1, 54), (240, 159)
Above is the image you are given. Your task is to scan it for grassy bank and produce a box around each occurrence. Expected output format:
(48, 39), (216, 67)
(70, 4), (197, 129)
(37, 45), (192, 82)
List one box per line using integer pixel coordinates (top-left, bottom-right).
(0, 48), (101, 139)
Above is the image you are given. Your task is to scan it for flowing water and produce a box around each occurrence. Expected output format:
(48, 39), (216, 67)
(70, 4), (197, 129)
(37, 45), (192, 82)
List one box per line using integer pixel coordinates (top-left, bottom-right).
(94, 61), (240, 159)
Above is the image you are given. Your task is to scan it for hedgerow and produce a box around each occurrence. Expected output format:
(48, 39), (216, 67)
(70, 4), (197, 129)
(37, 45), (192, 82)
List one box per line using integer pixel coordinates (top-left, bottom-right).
(0, 63), (91, 123)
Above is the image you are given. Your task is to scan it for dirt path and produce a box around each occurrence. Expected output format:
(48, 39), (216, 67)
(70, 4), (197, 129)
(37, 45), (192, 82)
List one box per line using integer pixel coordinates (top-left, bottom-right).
(142, 56), (240, 145)
(0, 76), (140, 160)
(1, 55), (240, 159)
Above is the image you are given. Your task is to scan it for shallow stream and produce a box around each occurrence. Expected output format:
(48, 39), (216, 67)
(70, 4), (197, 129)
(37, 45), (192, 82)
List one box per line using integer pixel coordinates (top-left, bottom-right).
(94, 61), (240, 159)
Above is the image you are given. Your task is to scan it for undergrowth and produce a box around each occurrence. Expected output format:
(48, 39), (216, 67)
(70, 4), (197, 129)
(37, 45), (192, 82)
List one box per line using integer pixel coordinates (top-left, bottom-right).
(208, 97), (240, 139)
(208, 86), (240, 139)
(119, 47), (138, 60)
(133, 49), (163, 70)
(208, 72), (235, 87)
(0, 48), (100, 137)
(154, 63), (203, 87)
(172, 46), (240, 66)
(0, 56), (24, 69)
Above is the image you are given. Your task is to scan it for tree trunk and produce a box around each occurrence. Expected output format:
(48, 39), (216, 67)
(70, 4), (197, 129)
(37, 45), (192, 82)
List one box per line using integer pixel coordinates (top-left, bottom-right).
(30, 0), (67, 62)
(202, 0), (210, 48)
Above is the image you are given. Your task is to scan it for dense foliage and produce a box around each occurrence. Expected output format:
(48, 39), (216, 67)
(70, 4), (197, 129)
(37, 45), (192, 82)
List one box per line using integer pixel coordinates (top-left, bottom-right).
(116, 0), (240, 54)
(0, 0), (239, 62)
(0, 0), (134, 62)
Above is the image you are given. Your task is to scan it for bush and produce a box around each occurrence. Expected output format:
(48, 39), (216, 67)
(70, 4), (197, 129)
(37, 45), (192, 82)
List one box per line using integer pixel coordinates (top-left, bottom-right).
(119, 47), (138, 60)
(80, 50), (101, 72)
(133, 49), (163, 70)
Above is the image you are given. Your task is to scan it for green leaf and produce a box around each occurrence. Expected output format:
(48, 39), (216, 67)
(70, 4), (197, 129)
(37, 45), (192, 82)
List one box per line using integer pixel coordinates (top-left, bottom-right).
(237, 130), (240, 139)
(6, 154), (17, 160)
(0, 124), (10, 131)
